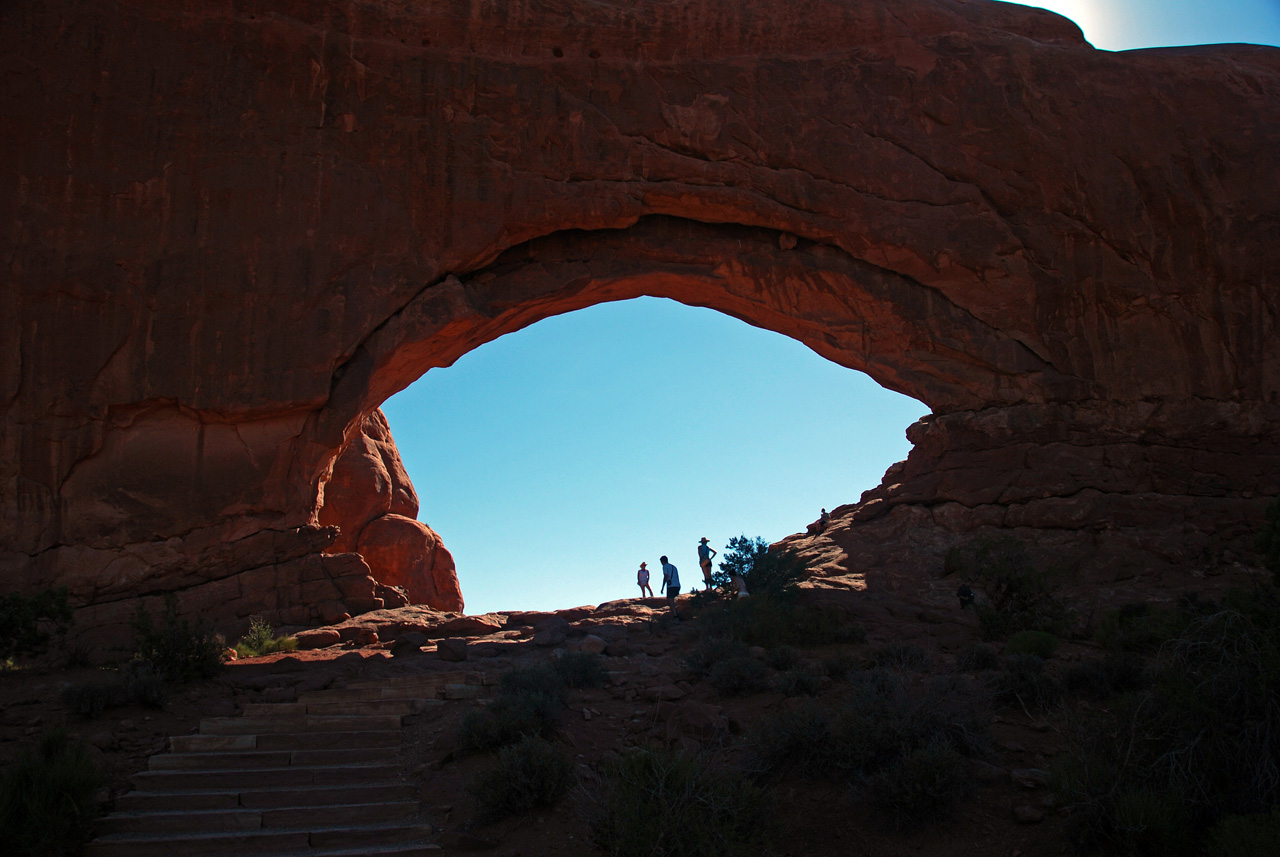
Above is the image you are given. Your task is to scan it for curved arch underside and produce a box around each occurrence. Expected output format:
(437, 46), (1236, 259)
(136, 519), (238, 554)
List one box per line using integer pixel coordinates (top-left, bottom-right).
(1, 0), (1278, 636)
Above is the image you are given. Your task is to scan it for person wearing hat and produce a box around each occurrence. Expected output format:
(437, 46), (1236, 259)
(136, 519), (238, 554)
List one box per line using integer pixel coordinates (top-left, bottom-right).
(637, 561), (654, 598)
(697, 537), (717, 590)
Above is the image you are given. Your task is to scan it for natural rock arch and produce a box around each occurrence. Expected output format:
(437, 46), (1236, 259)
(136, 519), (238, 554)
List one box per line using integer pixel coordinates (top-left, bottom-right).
(2, 0), (1278, 637)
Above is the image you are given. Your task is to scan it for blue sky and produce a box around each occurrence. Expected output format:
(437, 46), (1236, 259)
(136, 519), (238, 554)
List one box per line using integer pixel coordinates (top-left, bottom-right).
(382, 1), (1280, 615)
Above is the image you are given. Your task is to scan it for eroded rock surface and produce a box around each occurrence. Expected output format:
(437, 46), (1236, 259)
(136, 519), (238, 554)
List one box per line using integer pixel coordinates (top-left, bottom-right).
(318, 410), (463, 611)
(2, 0), (1278, 632)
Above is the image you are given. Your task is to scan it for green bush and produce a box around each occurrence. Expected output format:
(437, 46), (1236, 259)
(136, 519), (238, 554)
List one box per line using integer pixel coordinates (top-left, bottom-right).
(457, 692), (563, 753)
(1206, 808), (1280, 857)
(0, 728), (104, 856)
(63, 661), (168, 717)
(457, 665), (567, 753)
(583, 749), (771, 857)
(1005, 630), (1059, 659)
(956, 642), (1000, 672)
(233, 615), (298, 659)
(945, 536), (1068, 640)
(869, 641), (928, 672)
(0, 587), (73, 661)
(554, 650), (605, 688)
(131, 595), (225, 683)
(708, 656), (770, 697)
(1255, 497), (1280, 584)
(469, 736), (573, 823)
(862, 739), (972, 830)
(713, 535), (808, 599)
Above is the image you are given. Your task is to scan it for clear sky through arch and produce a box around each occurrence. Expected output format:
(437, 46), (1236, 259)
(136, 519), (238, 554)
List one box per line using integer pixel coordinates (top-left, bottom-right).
(382, 2), (1280, 616)
(383, 298), (926, 614)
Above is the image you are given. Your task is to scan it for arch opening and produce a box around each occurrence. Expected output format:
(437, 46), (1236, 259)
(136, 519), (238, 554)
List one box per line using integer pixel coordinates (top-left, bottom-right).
(374, 296), (927, 614)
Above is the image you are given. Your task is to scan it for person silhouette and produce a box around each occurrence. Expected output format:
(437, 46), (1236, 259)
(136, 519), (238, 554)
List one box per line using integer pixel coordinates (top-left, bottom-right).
(637, 561), (654, 598)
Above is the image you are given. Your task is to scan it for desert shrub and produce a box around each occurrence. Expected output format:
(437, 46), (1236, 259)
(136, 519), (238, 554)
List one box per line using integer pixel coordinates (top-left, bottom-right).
(63, 661), (168, 717)
(713, 535), (807, 599)
(774, 668), (823, 697)
(708, 656), (770, 697)
(0, 728), (104, 856)
(458, 693), (562, 753)
(1005, 630), (1059, 659)
(821, 652), (858, 680)
(1206, 807), (1280, 857)
(744, 701), (833, 778)
(748, 671), (987, 783)
(698, 595), (863, 649)
(989, 653), (1062, 711)
(233, 615), (298, 659)
(553, 651), (605, 688)
(499, 664), (567, 701)
(469, 736), (572, 823)
(683, 637), (751, 675)
(1094, 601), (1188, 653)
(583, 748), (771, 857)
(1063, 653), (1148, 700)
(0, 587), (73, 661)
(956, 642), (1000, 672)
(1053, 603), (1280, 855)
(457, 664), (567, 753)
(1256, 497), (1280, 584)
(869, 641), (928, 672)
(131, 594), (225, 683)
(862, 739), (972, 830)
(945, 536), (1068, 640)
(764, 645), (800, 671)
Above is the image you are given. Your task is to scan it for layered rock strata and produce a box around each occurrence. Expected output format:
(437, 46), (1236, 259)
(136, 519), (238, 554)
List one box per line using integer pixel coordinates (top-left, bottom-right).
(1, 0), (1278, 631)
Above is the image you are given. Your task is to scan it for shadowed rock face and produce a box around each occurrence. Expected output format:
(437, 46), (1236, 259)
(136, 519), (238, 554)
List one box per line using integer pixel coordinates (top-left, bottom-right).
(2, 0), (1278, 629)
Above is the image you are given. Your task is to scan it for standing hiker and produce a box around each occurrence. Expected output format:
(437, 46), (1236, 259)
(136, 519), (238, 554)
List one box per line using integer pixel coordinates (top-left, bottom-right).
(660, 555), (681, 619)
(697, 537), (717, 590)
(637, 562), (654, 598)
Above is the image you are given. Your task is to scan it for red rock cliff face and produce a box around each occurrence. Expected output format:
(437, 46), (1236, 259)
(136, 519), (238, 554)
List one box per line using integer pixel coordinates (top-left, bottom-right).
(1, 0), (1278, 629)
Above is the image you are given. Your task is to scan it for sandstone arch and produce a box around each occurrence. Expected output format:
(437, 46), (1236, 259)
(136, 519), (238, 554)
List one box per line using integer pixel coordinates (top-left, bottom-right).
(2, 0), (1278, 636)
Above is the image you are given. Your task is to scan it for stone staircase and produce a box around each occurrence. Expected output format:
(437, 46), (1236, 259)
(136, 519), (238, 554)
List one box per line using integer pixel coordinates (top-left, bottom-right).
(86, 672), (488, 857)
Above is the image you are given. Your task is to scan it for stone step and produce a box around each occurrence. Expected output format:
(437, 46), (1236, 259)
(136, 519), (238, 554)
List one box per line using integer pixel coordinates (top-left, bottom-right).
(86, 823), (436, 857)
(149, 746), (399, 771)
(132, 763), (401, 791)
(240, 699), (415, 717)
(200, 714), (404, 735)
(115, 783), (418, 814)
(150, 750), (293, 771)
(345, 673), (476, 693)
(98, 800), (419, 836)
(170, 729), (400, 754)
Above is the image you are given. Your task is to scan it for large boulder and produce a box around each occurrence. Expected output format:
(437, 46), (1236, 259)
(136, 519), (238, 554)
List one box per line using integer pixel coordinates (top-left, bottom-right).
(356, 514), (463, 613)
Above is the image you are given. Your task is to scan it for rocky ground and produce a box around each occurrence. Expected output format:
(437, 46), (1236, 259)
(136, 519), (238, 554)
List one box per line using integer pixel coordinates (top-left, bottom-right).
(0, 553), (1265, 856)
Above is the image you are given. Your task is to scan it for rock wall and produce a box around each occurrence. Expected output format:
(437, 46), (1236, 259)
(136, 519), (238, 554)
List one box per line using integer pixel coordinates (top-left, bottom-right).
(1, 0), (1278, 631)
